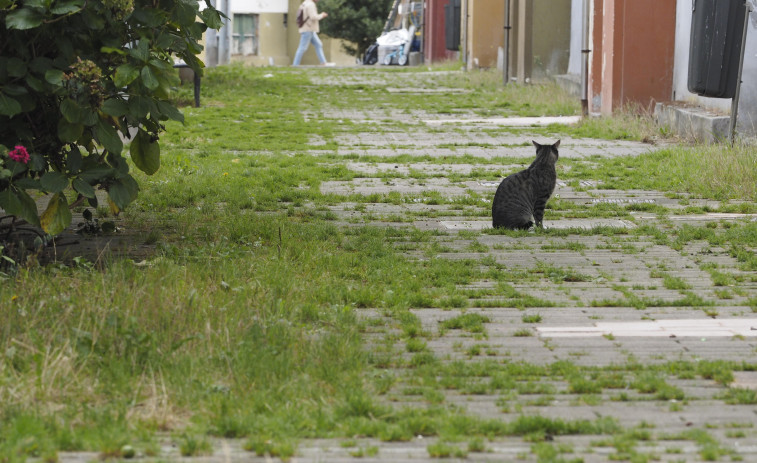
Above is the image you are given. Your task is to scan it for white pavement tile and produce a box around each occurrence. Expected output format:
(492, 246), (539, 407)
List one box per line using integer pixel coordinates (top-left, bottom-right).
(439, 219), (636, 230)
(424, 115), (583, 126)
(538, 318), (757, 338)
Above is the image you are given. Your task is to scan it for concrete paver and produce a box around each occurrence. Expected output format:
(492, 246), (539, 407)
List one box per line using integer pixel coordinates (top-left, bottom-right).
(309, 74), (757, 462)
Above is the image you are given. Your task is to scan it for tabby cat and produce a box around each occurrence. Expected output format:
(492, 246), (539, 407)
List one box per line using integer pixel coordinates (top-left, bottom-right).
(491, 140), (560, 229)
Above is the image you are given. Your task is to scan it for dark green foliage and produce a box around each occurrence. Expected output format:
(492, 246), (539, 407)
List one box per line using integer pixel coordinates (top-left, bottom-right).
(0, 0), (221, 234)
(317, 0), (394, 57)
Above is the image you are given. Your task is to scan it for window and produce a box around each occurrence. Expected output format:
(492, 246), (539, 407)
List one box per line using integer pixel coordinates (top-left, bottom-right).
(233, 14), (258, 56)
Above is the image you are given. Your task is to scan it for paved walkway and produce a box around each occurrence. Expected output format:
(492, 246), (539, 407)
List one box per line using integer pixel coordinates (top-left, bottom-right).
(309, 72), (757, 462)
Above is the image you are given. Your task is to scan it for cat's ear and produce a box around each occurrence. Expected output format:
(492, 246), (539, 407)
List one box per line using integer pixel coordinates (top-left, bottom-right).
(532, 140), (541, 149)
(553, 140), (561, 149)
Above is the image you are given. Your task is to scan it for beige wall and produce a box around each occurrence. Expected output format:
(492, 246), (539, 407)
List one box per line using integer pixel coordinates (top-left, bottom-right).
(225, 2), (356, 66)
(531, 0), (570, 78)
(466, 0), (505, 69)
(231, 12), (289, 66)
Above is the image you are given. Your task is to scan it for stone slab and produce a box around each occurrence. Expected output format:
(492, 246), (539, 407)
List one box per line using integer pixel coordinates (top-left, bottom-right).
(732, 371), (757, 390)
(654, 102), (730, 144)
(423, 115), (583, 126)
(538, 318), (757, 338)
(634, 212), (757, 223)
(439, 218), (636, 230)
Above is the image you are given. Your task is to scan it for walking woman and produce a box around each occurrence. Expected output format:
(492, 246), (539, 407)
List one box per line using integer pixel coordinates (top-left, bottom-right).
(293, 0), (333, 66)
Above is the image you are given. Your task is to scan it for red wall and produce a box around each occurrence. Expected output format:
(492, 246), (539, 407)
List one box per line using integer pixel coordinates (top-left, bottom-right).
(424, 0), (458, 64)
(591, 0), (675, 114)
(618, 0), (675, 110)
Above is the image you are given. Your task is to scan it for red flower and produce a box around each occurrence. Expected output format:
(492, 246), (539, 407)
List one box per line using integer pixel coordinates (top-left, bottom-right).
(8, 145), (29, 164)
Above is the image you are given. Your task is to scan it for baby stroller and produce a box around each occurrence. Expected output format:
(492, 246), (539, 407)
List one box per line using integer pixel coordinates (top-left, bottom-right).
(382, 25), (415, 66)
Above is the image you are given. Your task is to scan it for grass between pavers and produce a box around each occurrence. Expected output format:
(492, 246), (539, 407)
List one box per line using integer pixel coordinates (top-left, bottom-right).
(2, 65), (757, 461)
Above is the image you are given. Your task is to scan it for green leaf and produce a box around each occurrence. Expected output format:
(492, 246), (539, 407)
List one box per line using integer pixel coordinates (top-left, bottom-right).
(78, 166), (113, 183)
(0, 188), (40, 227)
(140, 65), (159, 90)
(100, 46), (127, 55)
(80, 109), (98, 126)
(156, 100), (184, 123)
(114, 64), (140, 87)
(40, 192), (72, 235)
(0, 189), (22, 216)
(101, 98), (129, 117)
(40, 171), (69, 193)
(148, 58), (173, 72)
(67, 145), (82, 173)
(130, 8), (164, 27)
(95, 118), (123, 155)
(60, 98), (83, 123)
(26, 75), (45, 92)
(174, 0), (198, 25)
(29, 57), (53, 74)
(199, 8), (223, 29)
(14, 178), (41, 190)
(28, 154), (46, 172)
(72, 177), (95, 198)
(129, 130), (160, 175)
(6, 8), (44, 30)
(108, 177), (138, 210)
(51, 0), (84, 15)
(129, 40), (150, 62)
(57, 118), (84, 143)
(7, 58), (27, 78)
(2, 84), (28, 96)
(45, 69), (65, 86)
(0, 93), (22, 117)
(128, 95), (150, 118)
(154, 34), (173, 50)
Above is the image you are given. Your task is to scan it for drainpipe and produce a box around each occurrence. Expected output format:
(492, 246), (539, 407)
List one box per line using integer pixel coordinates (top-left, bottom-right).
(503, 0), (511, 85)
(462, 0), (468, 70)
(580, 0), (590, 116)
(206, 0), (218, 67)
(218, 0), (231, 65)
(729, 0), (753, 145)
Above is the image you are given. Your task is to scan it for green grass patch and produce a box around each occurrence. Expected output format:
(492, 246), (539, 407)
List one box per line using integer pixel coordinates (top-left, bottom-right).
(4, 64), (757, 461)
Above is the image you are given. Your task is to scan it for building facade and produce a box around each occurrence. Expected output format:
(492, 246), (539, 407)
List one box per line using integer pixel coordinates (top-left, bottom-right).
(204, 0), (355, 66)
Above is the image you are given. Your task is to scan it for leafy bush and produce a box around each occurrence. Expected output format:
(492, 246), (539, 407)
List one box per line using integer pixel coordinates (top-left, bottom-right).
(0, 0), (221, 235)
(318, 0), (394, 57)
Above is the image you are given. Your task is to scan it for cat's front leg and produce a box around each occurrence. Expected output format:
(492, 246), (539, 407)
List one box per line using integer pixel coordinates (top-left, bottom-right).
(533, 200), (547, 226)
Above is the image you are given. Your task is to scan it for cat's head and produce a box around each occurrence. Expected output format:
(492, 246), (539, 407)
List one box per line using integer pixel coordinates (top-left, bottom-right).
(532, 140), (560, 162)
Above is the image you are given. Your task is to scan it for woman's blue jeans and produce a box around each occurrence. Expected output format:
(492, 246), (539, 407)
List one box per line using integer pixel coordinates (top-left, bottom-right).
(293, 31), (326, 65)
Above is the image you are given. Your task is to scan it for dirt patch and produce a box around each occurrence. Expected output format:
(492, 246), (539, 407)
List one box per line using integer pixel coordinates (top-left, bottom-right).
(2, 211), (156, 268)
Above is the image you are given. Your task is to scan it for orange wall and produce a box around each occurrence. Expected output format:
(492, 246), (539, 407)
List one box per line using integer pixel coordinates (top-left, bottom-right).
(618, 0), (675, 109)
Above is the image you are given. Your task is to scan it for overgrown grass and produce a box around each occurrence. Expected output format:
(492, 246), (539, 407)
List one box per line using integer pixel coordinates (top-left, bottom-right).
(561, 144), (757, 202)
(2, 64), (757, 462)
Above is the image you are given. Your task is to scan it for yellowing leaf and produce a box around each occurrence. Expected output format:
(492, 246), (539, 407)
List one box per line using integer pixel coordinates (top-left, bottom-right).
(40, 192), (72, 235)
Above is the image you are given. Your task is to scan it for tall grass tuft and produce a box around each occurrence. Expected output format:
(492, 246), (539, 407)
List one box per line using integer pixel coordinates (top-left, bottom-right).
(653, 142), (757, 201)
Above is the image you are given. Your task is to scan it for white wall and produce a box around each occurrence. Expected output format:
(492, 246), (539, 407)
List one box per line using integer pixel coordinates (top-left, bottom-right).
(232, 0), (287, 13)
(674, 0), (757, 133)
(567, 0), (582, 75)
